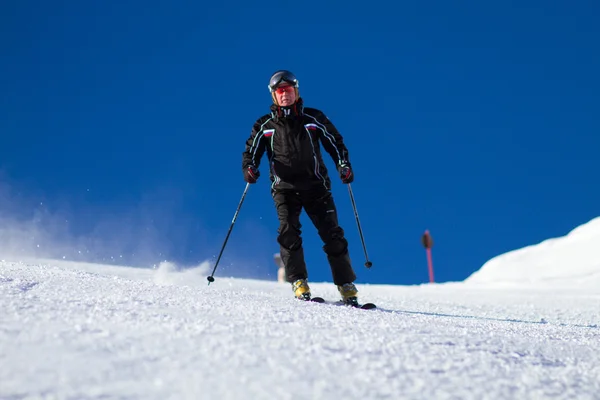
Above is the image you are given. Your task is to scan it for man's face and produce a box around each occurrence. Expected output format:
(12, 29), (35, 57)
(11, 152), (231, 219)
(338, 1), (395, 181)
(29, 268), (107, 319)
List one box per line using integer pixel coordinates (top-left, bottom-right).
(274, 84), (296, 106)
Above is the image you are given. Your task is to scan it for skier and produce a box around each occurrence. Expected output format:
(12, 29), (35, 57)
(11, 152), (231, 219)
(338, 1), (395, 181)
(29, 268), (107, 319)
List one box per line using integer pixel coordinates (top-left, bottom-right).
(242, 70), (360, 306)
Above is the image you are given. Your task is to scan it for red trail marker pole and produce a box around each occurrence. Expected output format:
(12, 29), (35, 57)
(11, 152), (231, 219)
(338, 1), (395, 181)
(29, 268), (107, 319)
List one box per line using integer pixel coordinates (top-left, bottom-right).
(421, 230), (435, 283)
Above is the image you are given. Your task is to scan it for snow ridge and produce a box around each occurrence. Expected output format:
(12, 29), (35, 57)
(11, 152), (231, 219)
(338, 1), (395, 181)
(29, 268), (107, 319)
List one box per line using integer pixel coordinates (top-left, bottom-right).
(465, 217), (600, 290)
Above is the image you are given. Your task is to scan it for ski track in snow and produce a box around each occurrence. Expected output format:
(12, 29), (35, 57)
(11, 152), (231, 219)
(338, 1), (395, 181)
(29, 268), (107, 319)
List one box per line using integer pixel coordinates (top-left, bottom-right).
(1, 260), (599, 400)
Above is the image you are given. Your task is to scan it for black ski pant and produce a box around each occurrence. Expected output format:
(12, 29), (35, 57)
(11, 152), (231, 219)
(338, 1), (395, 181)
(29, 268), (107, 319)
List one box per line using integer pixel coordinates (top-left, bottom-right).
(272, 186), (356, 286)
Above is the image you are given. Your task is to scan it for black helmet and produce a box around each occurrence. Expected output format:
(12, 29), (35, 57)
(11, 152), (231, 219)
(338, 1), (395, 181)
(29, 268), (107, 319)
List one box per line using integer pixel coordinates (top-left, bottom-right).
(268, 70), (299, 93)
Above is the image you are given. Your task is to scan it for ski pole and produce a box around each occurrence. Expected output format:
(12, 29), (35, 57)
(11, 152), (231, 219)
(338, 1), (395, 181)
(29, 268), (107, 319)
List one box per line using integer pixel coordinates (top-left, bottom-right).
(207, 182), (250, 285)
(347, 183), (372, 268)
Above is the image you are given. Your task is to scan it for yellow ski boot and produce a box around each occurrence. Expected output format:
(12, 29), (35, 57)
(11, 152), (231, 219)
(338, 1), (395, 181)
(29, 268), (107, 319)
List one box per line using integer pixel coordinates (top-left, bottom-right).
(292, 279), (311, 301)
(337, 282), (359, 307)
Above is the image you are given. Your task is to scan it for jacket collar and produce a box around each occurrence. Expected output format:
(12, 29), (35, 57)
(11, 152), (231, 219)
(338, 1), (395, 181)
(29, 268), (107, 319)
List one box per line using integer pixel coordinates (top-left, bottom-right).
(270, 97), (304, 121)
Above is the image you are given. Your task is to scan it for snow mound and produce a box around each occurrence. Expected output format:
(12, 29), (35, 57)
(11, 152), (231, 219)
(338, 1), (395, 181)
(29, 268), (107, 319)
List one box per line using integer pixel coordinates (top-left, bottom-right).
(465, 217), (600, 290)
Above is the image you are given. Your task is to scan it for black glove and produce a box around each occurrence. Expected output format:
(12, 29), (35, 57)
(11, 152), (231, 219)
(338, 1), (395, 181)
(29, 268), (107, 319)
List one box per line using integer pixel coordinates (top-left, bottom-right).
(339, 164), (354, 184)
(244, 165), (260, 183)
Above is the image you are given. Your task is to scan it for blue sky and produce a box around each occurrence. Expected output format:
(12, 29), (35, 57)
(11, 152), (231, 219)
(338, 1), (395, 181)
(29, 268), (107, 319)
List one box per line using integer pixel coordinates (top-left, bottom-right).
(1, 1), (599, 286)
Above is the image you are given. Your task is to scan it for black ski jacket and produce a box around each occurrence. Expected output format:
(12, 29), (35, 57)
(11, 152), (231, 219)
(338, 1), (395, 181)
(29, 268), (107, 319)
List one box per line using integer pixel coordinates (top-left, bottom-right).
(242, 98), (351, 191)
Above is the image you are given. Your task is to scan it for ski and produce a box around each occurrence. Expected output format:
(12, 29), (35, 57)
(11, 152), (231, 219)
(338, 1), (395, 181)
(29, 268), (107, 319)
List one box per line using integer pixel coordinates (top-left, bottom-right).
(356, 302), (377, 310)
(301, 296), (377, 310)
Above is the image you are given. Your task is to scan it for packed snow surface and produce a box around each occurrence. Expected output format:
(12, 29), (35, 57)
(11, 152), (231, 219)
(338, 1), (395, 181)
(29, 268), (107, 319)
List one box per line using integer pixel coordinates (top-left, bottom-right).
(2, 256), (599, 400)
(2, 216), (600, 399)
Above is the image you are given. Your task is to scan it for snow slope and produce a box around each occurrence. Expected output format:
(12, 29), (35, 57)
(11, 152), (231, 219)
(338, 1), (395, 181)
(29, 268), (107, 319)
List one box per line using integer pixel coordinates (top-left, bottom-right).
(1, 256), (599, 400)
(465, 217), (600, 290)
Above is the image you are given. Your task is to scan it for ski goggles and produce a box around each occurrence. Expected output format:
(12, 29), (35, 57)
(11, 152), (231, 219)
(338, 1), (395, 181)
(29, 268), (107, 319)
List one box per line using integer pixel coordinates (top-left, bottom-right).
(274, 85), (295, 94)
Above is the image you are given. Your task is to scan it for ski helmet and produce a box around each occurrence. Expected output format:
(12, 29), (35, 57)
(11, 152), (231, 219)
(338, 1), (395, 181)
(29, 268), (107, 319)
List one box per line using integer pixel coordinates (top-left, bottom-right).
(268, 70), (300, 105)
